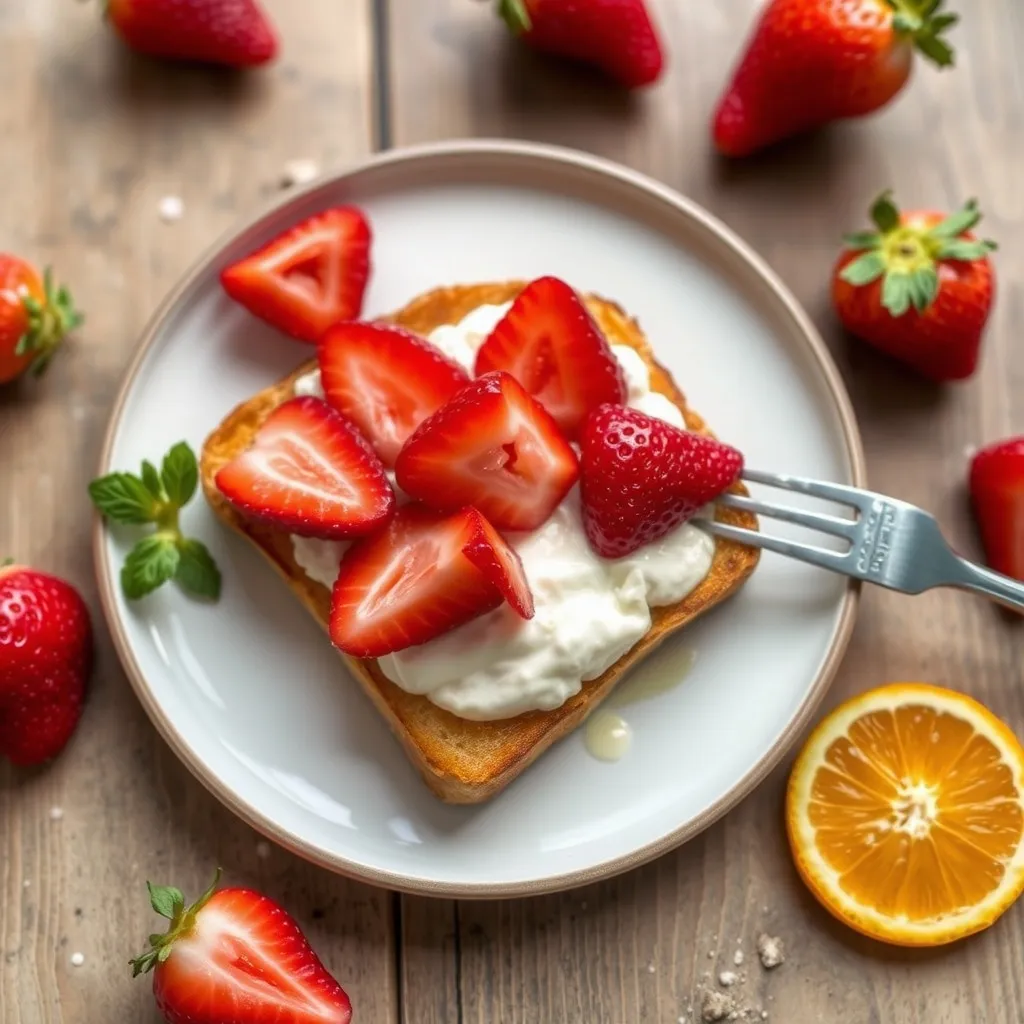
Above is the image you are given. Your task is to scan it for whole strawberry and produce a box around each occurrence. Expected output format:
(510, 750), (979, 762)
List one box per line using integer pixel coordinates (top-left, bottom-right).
(132, 871), (352, 1024)
(580, 404), (743, 559)
(496, 0), (664, 89)
(713, 0), (959, 157)
(832, 191), (996, 382)
(0, 255), (82, 384)
(107, 0), (278, 69)
(969, 438), (1024, 584)
(0, 564), (93, 766)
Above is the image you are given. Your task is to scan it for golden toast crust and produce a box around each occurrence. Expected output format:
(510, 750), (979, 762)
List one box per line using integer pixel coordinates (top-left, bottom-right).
(200, 282), (759, 803)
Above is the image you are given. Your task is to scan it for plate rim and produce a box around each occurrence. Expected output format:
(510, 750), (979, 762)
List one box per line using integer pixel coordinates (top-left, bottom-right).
(92, 138), (867, 898)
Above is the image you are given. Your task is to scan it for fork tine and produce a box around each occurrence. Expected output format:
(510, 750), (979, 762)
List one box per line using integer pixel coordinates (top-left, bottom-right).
(742, 469), (873, 509)
(716, 492), (858, 541)
(697, 518), (853, 575)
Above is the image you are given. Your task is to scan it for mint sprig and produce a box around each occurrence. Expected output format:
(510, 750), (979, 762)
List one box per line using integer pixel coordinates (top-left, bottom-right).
(89, 442), (221, 602)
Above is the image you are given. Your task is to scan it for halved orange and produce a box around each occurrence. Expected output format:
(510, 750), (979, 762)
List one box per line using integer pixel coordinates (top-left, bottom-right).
(786, 682), (1024, 946)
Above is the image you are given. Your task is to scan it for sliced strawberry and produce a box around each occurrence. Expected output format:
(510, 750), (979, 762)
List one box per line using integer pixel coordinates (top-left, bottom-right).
(318, 321), (471, 467)
(215, 396), (394, 540)
(330, 505), (532, 658)
(132, 873), (352, 1024)
(580, 404), (743, 558)
(474, 276), (627, 439)
(394, 371), (579, 532)
(220, 207), (371, 344)
(969, 436), (1024, 582)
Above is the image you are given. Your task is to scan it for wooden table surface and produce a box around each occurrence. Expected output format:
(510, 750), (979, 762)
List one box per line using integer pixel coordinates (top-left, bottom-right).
(2, 1), (1022, 1021)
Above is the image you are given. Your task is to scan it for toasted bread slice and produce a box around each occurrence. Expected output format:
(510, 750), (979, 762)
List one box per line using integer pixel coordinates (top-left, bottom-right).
(200, 282), (760, 804)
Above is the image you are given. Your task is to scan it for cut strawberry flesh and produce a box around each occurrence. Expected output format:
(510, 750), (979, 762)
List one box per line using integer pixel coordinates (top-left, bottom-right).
(474, 276), (627, 439)
(330, 505), (531, 657)
(215, 396), (394, 540)
(318, 321), (470, 467)
(395, 371), (579, 532)
(970, 437), (1024, 581)
(220, 206), (371, 344)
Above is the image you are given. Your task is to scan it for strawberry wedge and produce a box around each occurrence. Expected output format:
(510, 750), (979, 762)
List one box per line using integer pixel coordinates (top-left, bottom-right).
(318, 321), (470, 467)
(330, 505), (534, 658)
(220, 207), (371, 343)
(395, 371), (579, 532)
(474, 276), (627, 439)
(215, 396), (394, 540)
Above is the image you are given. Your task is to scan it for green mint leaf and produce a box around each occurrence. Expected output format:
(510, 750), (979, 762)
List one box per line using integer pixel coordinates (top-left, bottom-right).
(147, 882), (185, 920)
(870, 192), (900, 234)
(929, 199), (980, 239)
(908, 266), (939, 313)
(175, 539), (222, 601)
(842, 231), (882, 251)
(121, 536), (180, 600)
(161, 442), (198, 508)
(882, 272), (914, 318)
(839, 251), (887, 287)
(89, 473), (159, 525)
(935, 238), (996, 261)
(141, 460), (164, 500)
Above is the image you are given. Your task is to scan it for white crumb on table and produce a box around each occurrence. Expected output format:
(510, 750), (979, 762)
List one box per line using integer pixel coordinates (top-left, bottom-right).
(23, 879), (30, 888)
(717, 971), (737, 988)
(49, 806), (63, 821)
(756, 934), (785, 969)
(647, 962), (657, 974)
(733, 950), (745, 966)
(158, 195), (184, 222)
(281, 159), (320, 187)
(701, 990), (732, 1022)
(707, 949), (716, 959)
(70, 952), (84, 967)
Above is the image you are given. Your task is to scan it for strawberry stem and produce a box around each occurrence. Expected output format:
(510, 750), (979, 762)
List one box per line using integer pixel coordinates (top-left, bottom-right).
(840, 190), (996, 319)
(15, 268), (84, 378)
(130, 869), (222, 977)
(884, 0), (959, 67)
(497, 0), (532, 35)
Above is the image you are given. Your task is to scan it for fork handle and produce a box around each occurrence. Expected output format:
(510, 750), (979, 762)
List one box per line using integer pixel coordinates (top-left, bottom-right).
(949, 555), (1024, 614)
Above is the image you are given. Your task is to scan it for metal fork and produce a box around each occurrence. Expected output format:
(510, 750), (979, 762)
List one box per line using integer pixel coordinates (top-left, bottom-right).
(699, 469), (1024, 614)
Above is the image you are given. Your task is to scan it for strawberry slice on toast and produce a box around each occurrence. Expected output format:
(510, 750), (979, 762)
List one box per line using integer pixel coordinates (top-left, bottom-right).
(330, 505), (534, 658)
(474, 276), (627, 439)
(220, 207), (371, 343)
(395, 371), (579, 532)
(318, 321), (470, 467)
(215, 396), (394, 540)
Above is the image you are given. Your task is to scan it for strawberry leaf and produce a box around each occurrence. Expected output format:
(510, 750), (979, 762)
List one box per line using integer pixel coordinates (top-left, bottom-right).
(89, 473), (159, 525)
(842, 231), (882, 251)
(840, 251), (887, 287)
(929, 199), (981, 239)
(175, 539), (222, 600)
(881, 272), (914, 318)
(121, 536), (181, 600)
(870, 192), (900, 234)
(147, 882), (185, 920)
(908, 266), (939, 313)
(936, 238), (997, 261)
(161, 442), (198, 508)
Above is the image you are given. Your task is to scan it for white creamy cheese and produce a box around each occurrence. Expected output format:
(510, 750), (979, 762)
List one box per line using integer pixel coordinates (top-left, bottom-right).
(288, 301), (714, 720)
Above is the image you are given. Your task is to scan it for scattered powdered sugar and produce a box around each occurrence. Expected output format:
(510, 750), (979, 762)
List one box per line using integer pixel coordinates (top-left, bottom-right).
(158, 195), (184, 222)
(756, 934), (785, 970)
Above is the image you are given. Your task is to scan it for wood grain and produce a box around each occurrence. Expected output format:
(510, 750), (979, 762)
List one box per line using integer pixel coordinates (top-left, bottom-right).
(385, 1), (1024, 1022)
(0, 2), (395, 1022)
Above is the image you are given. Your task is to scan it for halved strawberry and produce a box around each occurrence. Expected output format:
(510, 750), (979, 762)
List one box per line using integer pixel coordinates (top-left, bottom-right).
(220, 207), (371, 344)
(131, 871), (352, 1024)
(474, 276), (627, 439)
(318, 321), (470, 467)
(330, 505), (533, 658)
(215, 396), (394, 540)
(969, 436), (1024, 582)
(394, 371), (579, 532)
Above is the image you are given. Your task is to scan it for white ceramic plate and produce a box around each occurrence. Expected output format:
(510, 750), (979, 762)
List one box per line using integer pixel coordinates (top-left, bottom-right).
(94, 140), (865, 897)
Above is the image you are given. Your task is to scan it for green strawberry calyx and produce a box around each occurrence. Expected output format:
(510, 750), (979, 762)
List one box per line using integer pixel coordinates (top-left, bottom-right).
(839, 191), (997, 319)
(14, 268), (84, 378)
(497, 0), (532, 35)
(129, 869), (222, 977)
(884, 0), (959, 68)
(87, 441), (222, 602)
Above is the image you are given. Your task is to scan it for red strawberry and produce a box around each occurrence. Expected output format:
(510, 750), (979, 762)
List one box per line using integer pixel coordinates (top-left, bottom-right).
(0, 564), (93, 766)
(969, 437), (1024, 583)
(395, 372), (579, 532)
(496, 0), (664, 88)
(474, 276), (627, 440)
(131, 871), (352, 1024)
(330, 505), (534, 658)
(215, 396), (395, 540)
(712, 0), (959, 157)
(0, 255), (82, 384)
(580, 404), (743, 558)
(107, 0), (278, 68)
(318, 321), (470, 467)
(221, 208), (371, 344)
(832, 192), (996, 382)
